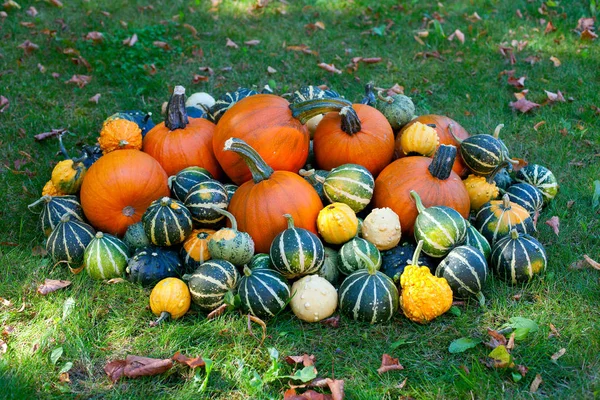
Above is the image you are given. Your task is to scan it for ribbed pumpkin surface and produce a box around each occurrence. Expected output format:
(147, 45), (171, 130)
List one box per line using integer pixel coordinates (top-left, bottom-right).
(338, 237), (381, 275)
(142, 197), (193, 246)
(435, 246), (488, 301)
(169, 166), (213, 201)
(187, 260), (240, 311)
(474, 196), (535, 246)
(464, 222), (491, 260)
(40, 195), (84, 237)
(323, 164), (374, 212)
(414, 205), (467, 258)
(505, 183), (544, 216)
(459, 134), (506, 176)
(184, 180), (228, 225)
(491, 231), (547, 284)
(84, 232), (129, 280)
(238, 267), (290, 318)
(46, 217), (96, 267)
(126, 246), (182, 287)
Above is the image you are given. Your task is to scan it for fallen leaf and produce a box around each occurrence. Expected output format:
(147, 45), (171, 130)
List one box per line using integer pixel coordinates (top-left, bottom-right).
(320, 315), (340, 328)
(516, 364), (529, 377)
(0, 339), (6, 354)
(2, 0), (20, 10)
(533, 121), (545, 131)
(153, 41), (170, 50)
(512, 293), (522, 301)
(85, 31), (104, 42)
(506, 333), (516, 351)
(326, 378), (344, 400)
(361, 57), (382, 64)
(48, 0), (63, 7)
(548, 323), (560, 338)
(576, 18), (595, 33)
(20, 21), (35, 28)
(247, 314), (266, 345)
(544, 21), (556, 34)
(284, 389), (332, 400)
(192, 74), (209, 84)
(144, 64), (157, 75)
(59, 372), (70, 383)
(123, 33), (138, 47)
(549, 56), (561, 67)
(104, 359), (126, 383)
(64, 75), (91, 88)
(105, 278), (126, 284)
(226, 38), (239, 49)
(551, 348), (566, 361)
(37, 279), (71, 295)
(100, 10), (110, 17)
(17, 40), (39, 55)
(530, 374), (543, 393)
(511, 40), (528, 51)
(448, 337), (481, 353)
(183, 23), (197, 36)
(580, 29), (598, 40)
(583, 255), (600, 270)
(508, 76), (526, 89)
(206, 303), (227, 319)
(486, 328), (507, 349)
(285, 354), (316, 367)
(123, 355), (173, 379)
(488, 345), (514, 368)
(524, 55), (541, 65)
(499, 45), (516, 64)
(510, 98), (540, 113)
(396, 378), (408, 390)
(37, 63), (46, 73)
(317, 63), (342, 74)
(89, 93), (101, 104)
(467, 12), (482, 22)
(244, 39), (260, 46)
(448, 29), (465, 44)
(377, 354), (404, 374)
(545, 216), (559, 236)
(0, 96), (8, 113)
(413, 35), (426, 45)
(267, 66), (277, 74)
(2, 326), (14, 336)
(172, 352), (205, 369)
(34, 128), (66, 141)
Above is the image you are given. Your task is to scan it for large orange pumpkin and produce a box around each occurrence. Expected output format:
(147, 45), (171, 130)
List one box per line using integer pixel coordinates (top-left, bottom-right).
(373, 144), (470, 236)
(80, 150), (169, 236)
(224, 138), (323, 253)
(291, 98), (394, 177)
(143, 86), (223, 179)
(212, 94), (309, 185)
(395, 115), (470, 178)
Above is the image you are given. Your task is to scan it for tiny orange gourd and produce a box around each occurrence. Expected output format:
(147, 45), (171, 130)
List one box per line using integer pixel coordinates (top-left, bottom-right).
(149, 277), (191, 325)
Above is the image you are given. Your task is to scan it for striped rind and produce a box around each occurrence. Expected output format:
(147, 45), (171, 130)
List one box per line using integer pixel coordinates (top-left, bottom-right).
(490, 232), (547, 284)
(181, 229), (215, 271)
(142, 198), (193, 247)
(41, 196), (84, 237)
(239, 268), (290, 318)
(208, 229), (254, 266)
(270, 226), (325, 279)
(514, 164), (558, 203)
(435, 245), (488, 299)
(46, 218), (96, 266)
(459, 134), (504, 175)
(323, 164), (374, 212)
(223, 183), (238, 202)
(187, 260), (240, 311)
(249, 253), (274, 270)
(210, 88), (257, 122)
(292, 86), (325, 103)
(414, 206), (467, 258)
(170, 167), (213, 201)
(474, 200), (535, 246)
(84, 233), (129, 280)
(506, 183), (544, 216)
(338, 237), (381, 275)
(317, 246), (341, 285)
(126, 246), (182, 287)
(339, 269), (399, 324)
(184, 180), (229, 225)
(464, 223), (492, 260)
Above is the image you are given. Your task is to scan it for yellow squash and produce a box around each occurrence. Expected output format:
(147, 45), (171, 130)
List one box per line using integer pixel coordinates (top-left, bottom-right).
(316, 202), (358, 245)
(51, 159), (86, 194)
(149, 277), (191, 325)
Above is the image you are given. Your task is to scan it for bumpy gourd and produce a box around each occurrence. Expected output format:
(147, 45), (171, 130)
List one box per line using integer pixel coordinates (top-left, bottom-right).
(463, 174), (500, 211)
(51, 159), (86, 194)
(42, 180), (66, 197)
(316, 202), (358, 245)
(399, 121), (439, 156)
(99, 118), (143, 154)
(290, 275), (338, 322)
(361, 207), (402, 250)
(400, 241), (453, 324)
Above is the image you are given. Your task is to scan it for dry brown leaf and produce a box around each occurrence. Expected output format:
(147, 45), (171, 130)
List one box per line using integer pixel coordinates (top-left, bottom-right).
(2, 326), (14, 337)
(545, 216), (560, 236)
(59, 372), (70, 383)
(285, 354), (316, 367)
(48, 0), (63, 7)
(144, 64), (157, 75)
(566, 200), (575, 208)
(247, 314), (266, 345)
(517, 364), (529, 377)
(286, 44), (318, 56)
(448, 29), (465, 44)
(320, 315), (340, 328)
(206, 303), (227, 319)
(510, 98), (540, 113)
(153, 41), (170, 50)
(545, 90), (565, 103)
(267, 66), (277, 74)
(123, 33), (138, 47)
(467, 12), (481, 22)
(104, 359), (126, 383)
(583, 255), (600, 270)
(34, 127), (66, 141)
(576, 18), (595, 33)
(37, 63), (46, 73)
(37, 279), (71, 295)
(192, 74), (209, 84)
(506, 333), (516, 351)
(377, 354), (404, 374)
(507, 76), (526, 89)
(550, 56), (561, 67)
(361, 57), (382, 64)
(198, 66), (214, 75)
(17, 40), (39, 55)
(530, 374), (543, 393)
(245, 39), (260, 46)
(326, 378), (345, 400)
(533, 121), (546, 131)
(85, 31), (104, 42)
(226, 38), (239, 49)
(580, 29), (598, 40)
(551, 348), (566, 361)
(183, 23), (197, 36)
(548, 323), (560, 338)
(544, 21), (556, 34)
(524, 55), (541, 65)
(123, 355), (173, 379)
(284, 389), (332, 400)
(498, 45), (516, 64)
(413, 35), (426, 45)
(65, 75), (91, 88)
(0, 339), (6, 354)
(100, 10), (110, 17)
(317, 63), (342, 74)
(20, 21), (35, 28)
(486, 328), (507, 349)
(172, 352), (205, 369)
(0, 96), (8, 113)
(89, 93), (101, 104)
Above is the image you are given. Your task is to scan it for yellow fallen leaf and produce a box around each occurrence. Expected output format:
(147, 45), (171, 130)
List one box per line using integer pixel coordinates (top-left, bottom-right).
(550, 56), (561, 67)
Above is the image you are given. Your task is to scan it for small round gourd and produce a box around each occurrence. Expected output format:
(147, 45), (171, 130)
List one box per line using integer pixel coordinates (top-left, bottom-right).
(338, 237), (381, 275)
(142, 197), (193, 246)
(105, 110), (155, 137)
(453, 132), (514, 177)
(126, 246), (183, 287)
(361, 207), (402, 251)
(46, 215), (96, 268)
(180, 229), (216, 271)
(290, 275), (338, 322)
(463, 174), (500, 212)
(491, 229), (547, 284)
(168, 166), (213, 202)
(316, 247), (341, 285)
(186, 92), (216, 110)
(123, 222), (150, 251)
(375, 93), (415, 130)
(239, 267), (290, 318)
(98, 118), (143, 154)
(474, 194), (535, 246)
(149, 277), (191, 325)
(399, 121), (439, 156)
(493, 168), (513, 190)
(208, 208), (254, 266)
(464, 221), (491, 261)
(184, 179), (229, 226)
(248, 253), (274, 270)
(505, 183), (544, 216)
(186, 259), (240, 311)
(51, 159), (86, 194)
(28, 195), (84, 237)
(322, 164), (374, 212)
(435, 245), (488, 305)
(514, 164), (558, 204)
(270, 214), (324, 279)
(84, 232), (130, 280)
(381, 241), (439, 284)
(316, 203), (358, 245)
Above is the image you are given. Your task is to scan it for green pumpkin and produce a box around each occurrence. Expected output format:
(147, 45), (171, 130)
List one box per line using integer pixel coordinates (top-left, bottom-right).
(491, 230), (547, 284)
(28, 195), (85, 237)
(249, 253), (274, 270)
(375, 93), (415, 131)
(126, 246), (183, 287)
(463, 221), (492, 261)
(186, 259), (240, 311)
(435, 245), (488, 305)
(505, 183), (544, 216)
(123, 222), (150, 251)
(208, 208), (254, 266)
(322, 164), (374, 212)
(292, 85), (326, 103)
(456, 134), (512, 176)
(84, 232), (130, 280)
(380, 241), (439, 284)
(184, 179), (229, 226)
(269, 214), (324, 279)
(316, 247), (341, 285)
(474, 194), (535, 246)
(168, 166), (213, 202)
(514, 164), (558, 204)
(46, 215), (96, 268)
(142, 197), (193, 246)
(338, 237), (381, 275)
(209, 87), (258, 123)
(238, 266), (290, 318)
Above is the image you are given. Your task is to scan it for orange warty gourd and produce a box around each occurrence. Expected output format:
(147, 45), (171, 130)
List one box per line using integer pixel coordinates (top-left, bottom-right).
(213, 94), (309, 185)
(80, 150), (169, 236)
(225, 138), (323, 253)
(373, 144), (470, 236)
(395, 115), (470, 178)
(143, 86), (223, 179)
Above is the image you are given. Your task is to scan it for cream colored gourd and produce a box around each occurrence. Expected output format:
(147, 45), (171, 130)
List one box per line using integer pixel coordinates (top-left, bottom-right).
(361, 207), (402, 250)
(290, 275), (338, 322)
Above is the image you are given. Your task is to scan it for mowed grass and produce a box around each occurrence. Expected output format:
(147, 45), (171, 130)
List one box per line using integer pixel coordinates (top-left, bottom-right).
(1, 0), (599, 398)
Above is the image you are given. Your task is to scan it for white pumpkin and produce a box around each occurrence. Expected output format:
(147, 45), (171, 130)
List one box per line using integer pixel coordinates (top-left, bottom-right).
(185, 92), (216, 110)
(290, 275), (337, 322)
(361, 207), (401, 251)
(306, 114), (324, 138)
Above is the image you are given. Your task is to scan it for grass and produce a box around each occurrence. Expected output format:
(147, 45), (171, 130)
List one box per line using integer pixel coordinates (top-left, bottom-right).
(1, 0), (599, 398)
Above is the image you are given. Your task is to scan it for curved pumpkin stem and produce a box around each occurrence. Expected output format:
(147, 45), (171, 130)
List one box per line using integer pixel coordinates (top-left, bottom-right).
(360, 82), (376, 106)
(509, 229), (520, 240)
(410, 190), (426, 214)
(290, 98), (363, 135)
(283, 214), (295, 229)
(376, 90), (394, 104)
(428, 145), (457, 181)
(410, 240), (425, 266)
(209, 206), (238, 231)
(150, 311), (171, 327)
(447, 123), (462, 144)
(27, 195), (52, 212)
(165, 85), (189, 131)
(58, 133), (70, 159)
(242, 265), (253, 277)
(355, 249), (378, 275)
(493, 124), (505, 139)
(223, 138), (274, 183)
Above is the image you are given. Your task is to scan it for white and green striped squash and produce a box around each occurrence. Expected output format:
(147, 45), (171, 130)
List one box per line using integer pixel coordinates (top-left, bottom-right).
(464, 221), (491, 261)
(457, 134), (510, 176)
(238, 266), (290, 318)
(184, 179), (229, 226)
(28, 195), (85, 237)
(514, 164), (558, 204)
(84, 232), (130, 280)
(142, 197), (193, 247)
(435, 245), (488, 305)
(299, 168), (329, 204)
(249, 253), (274, 270)
(491, 229), (547, 284)
(208, 208), (254, 266)
(186, 259), (240, 311)
(46, 215), (96, 268)
(168, 166), (213, 201)
(338, 237), (381, 275)
(223, 183), (238, 202)
(123, 222), (150, 251)
(269, 214), (324, 279)
(316, 246), (341, 285)
(322, 164), (374, 212)
(474, 194), (535, 246)
(411, 190), (467, 258)
(505, 183), (544, 216)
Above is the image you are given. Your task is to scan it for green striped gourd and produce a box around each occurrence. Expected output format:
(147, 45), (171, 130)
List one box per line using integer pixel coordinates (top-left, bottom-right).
(411, 190), (467, 258)
(505, 183), (544, 216)
(249, 253), (274, 270)
(299, 168), (329, 204)
(209, 87), (258, 123)
(474, 194), (535, 246)
(224, 183), (238, 201)
(46, 215), (95, 268)
(514, 164), (558, 204)
(180, 229), (216, 271)
(491, 229), (547, 284)
(123, 222), (150, 251)
(126, 246), (182, 287)
(451, 125), (515, 176)
(168, 166), (213, 201)
(316, 246), (341, 285)
(184, 179), (229, 226)
(338, 251), (399, 324)
(338, 237), (381, 275)
(381, 241), (439, 284)
(464, 221), (491, 261)
(322, 164), (374, 212)
(270, 214), (324, 279)
(186, 259), (240, 311)
(28, 195), (84, 237)
(84, 232), (130, 280)
(493, 168), (513, 191)
(435, 245), (488, 305)
(208, 208), (254, 266)
(238, 266), (290, 318)
(142, 197), (193, 246)
(292, 85), (326, 103)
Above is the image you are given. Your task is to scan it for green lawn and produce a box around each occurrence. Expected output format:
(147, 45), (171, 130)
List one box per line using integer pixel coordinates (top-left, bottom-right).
(1, 0), (599, 398)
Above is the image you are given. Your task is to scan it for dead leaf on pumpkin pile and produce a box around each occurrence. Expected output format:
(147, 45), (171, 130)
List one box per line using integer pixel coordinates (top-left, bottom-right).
(377, 354), (404, 374)
(510, 98), (540, 113)
(544, 216), (560, 236)
(37, 279), (71, 295)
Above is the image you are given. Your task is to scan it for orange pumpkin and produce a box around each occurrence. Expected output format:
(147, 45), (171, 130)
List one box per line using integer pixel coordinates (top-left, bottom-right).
(212, 94), (309, 185)
(395, 115), (470, 178)
(143, 86), (223, 179)
(225, 138), (323, 253)
(98, 119), (142, 154)
(80, 150), (169, 236)
(291, 98), (394, 177)
(373, 144), (470, 236)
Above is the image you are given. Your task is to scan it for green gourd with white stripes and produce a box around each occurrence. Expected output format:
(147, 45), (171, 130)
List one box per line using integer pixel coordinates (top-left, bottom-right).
(514, 164), (558, 204)
(184, 179), (229, 226)
(338, 236), (381, 275)
(84, 232), (130, 280)
(411, 190), (467, 258)
(474, 194), (535, 246)
(126, 246), (182, 287)
(28, 195), (85, 237)
(249, 253), (274, 270)
(238, 266), (290, 318)
(46, 215), (96, 268)
(142, 197), (193, 246)
(208, 207), (255, 266)
(435, 245), (488, 306)
(505, 183), (544, 216)
(321, 164), (374, 212)
(463, 221), (491, 261)
(168, 166), (213, 202)
(491, 229), (547, 284)
(270, 214), (324, 279)
(185, 259), (241, 311)
(316, 246), (341, 285)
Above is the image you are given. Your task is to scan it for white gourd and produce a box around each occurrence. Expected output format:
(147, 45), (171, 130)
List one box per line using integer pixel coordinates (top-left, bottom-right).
(362, 207), (401, 250)
(290, 275), (338, 322)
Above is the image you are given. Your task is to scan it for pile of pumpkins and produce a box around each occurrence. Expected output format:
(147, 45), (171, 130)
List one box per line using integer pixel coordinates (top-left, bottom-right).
(28, 82), (558, 325)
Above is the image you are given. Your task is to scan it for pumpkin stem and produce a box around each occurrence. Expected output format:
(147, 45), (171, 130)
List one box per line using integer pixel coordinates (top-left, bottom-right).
(410, 240), (425, 266)
(150, 311), (171, 327)
(410, 190), (426, 214)
(289, 97), (354, 124)
(209, 206), (238, 231)
(243, 265), (253, 277)
(159, 197), (171, 206)
(476, 291), (486, 307)
(118, 140), (129, 148)
(447, 123), (463, 144)
(181, 274), (192, 282)
(27, 195), (53, 212)
(165, 85), (189, 131)
(283, 214), (295, 229)
(355, 249), (378, 275)
(95, 231), (104, 239)
(502, 193), (511, 209)
(492, 124), (504, 139)
(167, 175), (176, 190)
(58, 133), (70, 159)
(428, 145), (457, 180)
(223, 138), (274, 183)
(509, 229), (519, 240)
(360, 82), (377, 106)
(376, 90), (394, 104)
(143, 112), (152, 124)
(339, 106), (362, 135)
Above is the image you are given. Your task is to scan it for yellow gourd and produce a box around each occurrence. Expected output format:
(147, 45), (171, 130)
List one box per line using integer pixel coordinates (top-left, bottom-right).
(399, 121), (440, 157)
(42, 180), (66, 197)
(463, 174), (500, 211)
(98, 118), (142, 154)
(400, 240), (453, 324)
(51, 159), (86, 194)
(316, 202), (358, 245)
(149, 277), (191, 325)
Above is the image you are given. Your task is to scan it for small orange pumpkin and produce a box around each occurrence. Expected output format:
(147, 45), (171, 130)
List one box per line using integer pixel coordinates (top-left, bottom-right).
(149, 277), (191, 325)
(98, 119), (143, 154)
